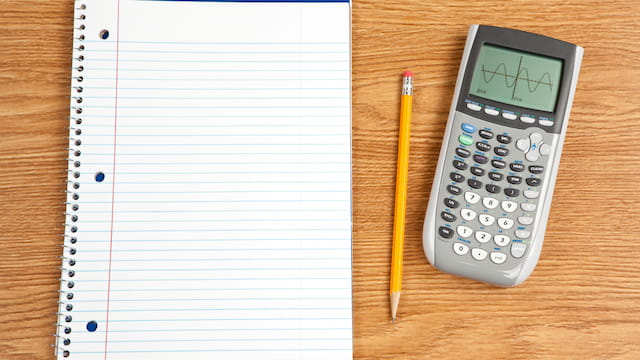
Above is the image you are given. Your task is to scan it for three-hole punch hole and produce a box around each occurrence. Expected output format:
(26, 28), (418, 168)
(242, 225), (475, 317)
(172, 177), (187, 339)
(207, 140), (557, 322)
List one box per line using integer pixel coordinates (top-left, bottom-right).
(100, 30), (109, 40)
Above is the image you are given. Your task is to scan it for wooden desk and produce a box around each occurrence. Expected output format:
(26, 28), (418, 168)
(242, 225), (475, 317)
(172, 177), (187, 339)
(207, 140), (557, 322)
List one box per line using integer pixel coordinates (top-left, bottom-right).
(1, 1), (639, 359)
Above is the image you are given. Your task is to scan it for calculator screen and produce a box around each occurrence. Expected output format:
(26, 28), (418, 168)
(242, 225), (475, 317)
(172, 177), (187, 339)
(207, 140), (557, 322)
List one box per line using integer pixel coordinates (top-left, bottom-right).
(469, 44), (563, 113)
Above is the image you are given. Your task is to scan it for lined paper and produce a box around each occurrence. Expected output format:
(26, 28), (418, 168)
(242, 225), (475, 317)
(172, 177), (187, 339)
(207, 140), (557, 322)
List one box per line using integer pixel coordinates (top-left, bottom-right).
(61, 0), (352, 359)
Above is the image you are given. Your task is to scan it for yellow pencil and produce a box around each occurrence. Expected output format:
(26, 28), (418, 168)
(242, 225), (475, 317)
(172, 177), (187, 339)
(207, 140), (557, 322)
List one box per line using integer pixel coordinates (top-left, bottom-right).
(391, 71), (413, 322)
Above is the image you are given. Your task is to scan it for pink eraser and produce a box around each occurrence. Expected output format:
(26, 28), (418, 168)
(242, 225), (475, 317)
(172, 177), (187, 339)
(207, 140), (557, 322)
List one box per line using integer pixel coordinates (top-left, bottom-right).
(403, 71), (413, 77)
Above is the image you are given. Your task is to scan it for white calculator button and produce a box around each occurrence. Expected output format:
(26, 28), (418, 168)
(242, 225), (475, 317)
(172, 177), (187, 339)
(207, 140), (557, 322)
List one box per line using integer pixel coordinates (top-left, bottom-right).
(498, 218), (514, 230)
(518, 216), (534, 225)
(502, 112), (517, 120)
(461, 208), (477, 221)
(530, 132), (543, 145)
(520, 116), (536, 124)
(539, 143), (551, 156)
(494, 234), (510, 246)
(501, 201), (517, 213)
(525, 150), (540, 162)
(484, 108), (499, 116)
(539, 120), (554, 127)
(471, 248), (488, 261)
(515, 230), (531, 239)
(516, 138), (530, 152)
(475, 231), (491, 243)
(490, 252), (507, 264)
(464, 191), (481, 204)
(524, 190), (539, 199)
(511, 243), (527, 258)
(521, 203), (537, 211)
(482, 197), (499, 209)
(453, 242), (470, 255)
(479, 214), (496, 226)
(466, 103), (482, 111)
(456, 225), (473, 238)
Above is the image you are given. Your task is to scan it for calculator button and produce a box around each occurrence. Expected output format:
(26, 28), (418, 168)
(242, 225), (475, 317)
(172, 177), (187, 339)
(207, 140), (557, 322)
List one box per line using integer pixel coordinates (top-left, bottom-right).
(516, 138), (530, 152)
(494, 234), (510, 247)
(524, 190), (539, 199)
(464, 191), (481, 204)
(457, 225), (473, 238)
(491, 160), (506, 169)
(459, 134), (474, 146)
(490, 252), (507, 264)
(453, 242), (470, 255)
(525, 150), (540, 162)
(461, 123), (476, 133)
(479, 130), (494, 139)
(441, 211), (457, 222)
(539, 120), (554, 127)
(518, 216), (534, 225)
(450, 172), (465, 183)
(476, 142), (491, 152)
(455, 147), (471, 158)
(497, 134), (512, 144)
(501, 200), (517, 213)
(483, 197), (499, 209)
(515, 230), (531, 239)
(502, 112), (517, 120)
(520, 116), (536, 124)
(526, 178), (541, 187)
(473, 154), (488, 164)
(504, 188), (520, 197)
(472, 248), (488, 261)
(485, 184), (501, 194)
(494, 147), (509, 157)
(466, 103), (482, 112)
(461, 208), (477, 221)
(539, 143), (551, 156)
(510, 163), (525, 172)
(479, 214), (496, 226)
(439, 226), (454, 239)
(484, 108), (499, 116)
(511, 243), (527, 258)
(521, 203), (537, 211)
(468, 179), (483, 189)
(475, 231), (491, 243)
(507, 176), (522, 185)
(444, 198), (459, 209)
(530, 132), (543, 145)
(529, 165), (544, 174)
(447, 185), (462, 195)
(488, 172), (503, 181)
(498, 218), (515, 230)
(453, 160), (468, 170)
(470, 167), (485, 176)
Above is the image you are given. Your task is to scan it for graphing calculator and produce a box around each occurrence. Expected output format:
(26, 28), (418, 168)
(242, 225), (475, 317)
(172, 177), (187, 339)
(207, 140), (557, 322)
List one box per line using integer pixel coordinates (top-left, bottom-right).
(423, 25), (583, 286)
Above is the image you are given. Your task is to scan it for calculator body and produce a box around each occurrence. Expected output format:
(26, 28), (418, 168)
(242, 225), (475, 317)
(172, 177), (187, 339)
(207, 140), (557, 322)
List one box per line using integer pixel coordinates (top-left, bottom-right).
(423, 25), (583, 286)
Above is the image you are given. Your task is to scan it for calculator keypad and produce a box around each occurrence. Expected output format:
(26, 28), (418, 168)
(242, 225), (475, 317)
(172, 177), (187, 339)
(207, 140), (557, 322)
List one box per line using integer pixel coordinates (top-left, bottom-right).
(436, 113), (554, 267)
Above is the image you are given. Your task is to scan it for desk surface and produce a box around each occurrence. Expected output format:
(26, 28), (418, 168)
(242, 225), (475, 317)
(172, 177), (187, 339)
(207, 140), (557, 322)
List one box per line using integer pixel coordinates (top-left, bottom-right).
(2, 1), (640, 359)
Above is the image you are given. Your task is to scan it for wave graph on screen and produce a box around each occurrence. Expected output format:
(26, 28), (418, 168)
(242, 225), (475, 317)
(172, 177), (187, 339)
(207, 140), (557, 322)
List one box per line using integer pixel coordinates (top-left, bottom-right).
(480, 61), (554, 93)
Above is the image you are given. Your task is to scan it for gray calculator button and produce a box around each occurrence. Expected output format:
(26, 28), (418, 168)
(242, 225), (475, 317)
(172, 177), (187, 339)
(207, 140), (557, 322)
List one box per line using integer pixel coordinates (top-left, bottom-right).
(472, 248), (488, 261)
(473, 154), (488, 164)
(468, 179), (483, 189)
(529, 165), (544, 174)
(441, 211), (457, 222)
(511, 243), (527, 258)
(450, 172), (465, 183)
(518, 216), (534, 225)
(476, 142), (491, 152)
(455, 147), (471, 158)
(453, 160), (467, 170)
(485, 184), (500, 194)
(494, 147), (509, 156)
(490, 252), (507, 264)
(521, 203), (537, 211)
(491, 160), (506, 169)
(479, 130), (494, 139)
(507, 176), (522, 185)
(444, 198), (459, 208)
(510, 163), (525, 172)
(526, 177), (541, 187)
(453, 242), (470, 255)
(447, 185), (462, 195)
(470, 166), (485, 176)
(439, 226), (454, 239)
(488, 171), (503, 181)
(497, 134), (512, 144)
(504, 188), (520, 197)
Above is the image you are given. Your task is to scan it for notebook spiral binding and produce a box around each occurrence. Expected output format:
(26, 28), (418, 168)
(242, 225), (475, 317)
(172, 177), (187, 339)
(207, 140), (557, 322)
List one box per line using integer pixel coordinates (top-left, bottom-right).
(55, 2), (87, 358)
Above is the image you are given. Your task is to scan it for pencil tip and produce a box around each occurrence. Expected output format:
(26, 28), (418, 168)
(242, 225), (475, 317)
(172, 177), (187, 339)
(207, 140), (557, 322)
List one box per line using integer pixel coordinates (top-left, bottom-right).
(391, 317), (396, 323)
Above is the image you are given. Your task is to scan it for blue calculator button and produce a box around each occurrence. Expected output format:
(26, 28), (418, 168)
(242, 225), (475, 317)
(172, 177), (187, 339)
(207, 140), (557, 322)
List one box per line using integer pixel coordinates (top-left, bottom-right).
(461, 123), (476, 133)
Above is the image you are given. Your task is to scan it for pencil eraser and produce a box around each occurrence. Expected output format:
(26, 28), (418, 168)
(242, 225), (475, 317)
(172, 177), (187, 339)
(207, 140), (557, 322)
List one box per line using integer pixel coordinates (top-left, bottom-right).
(403, 71), (413, 77)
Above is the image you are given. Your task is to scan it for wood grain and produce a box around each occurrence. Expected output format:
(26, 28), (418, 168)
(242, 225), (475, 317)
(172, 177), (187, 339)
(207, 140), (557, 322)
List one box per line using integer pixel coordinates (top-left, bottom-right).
(1, 0), (639, 359)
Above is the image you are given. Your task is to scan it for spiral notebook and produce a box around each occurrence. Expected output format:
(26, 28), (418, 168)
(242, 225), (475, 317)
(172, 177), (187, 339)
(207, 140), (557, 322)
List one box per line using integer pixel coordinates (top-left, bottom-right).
(55, 0), (352, 358)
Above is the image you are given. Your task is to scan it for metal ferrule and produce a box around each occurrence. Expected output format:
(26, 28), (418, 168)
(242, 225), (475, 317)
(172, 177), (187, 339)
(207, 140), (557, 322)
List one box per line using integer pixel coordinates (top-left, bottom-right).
(402, 76), (413, 96)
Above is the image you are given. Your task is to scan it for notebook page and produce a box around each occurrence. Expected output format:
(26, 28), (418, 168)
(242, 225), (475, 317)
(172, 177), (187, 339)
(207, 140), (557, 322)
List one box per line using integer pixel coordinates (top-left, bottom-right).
(62, 0), (352, 359)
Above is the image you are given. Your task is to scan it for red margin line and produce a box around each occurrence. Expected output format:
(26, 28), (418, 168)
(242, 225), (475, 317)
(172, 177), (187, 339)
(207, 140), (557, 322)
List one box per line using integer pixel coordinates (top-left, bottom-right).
(104, 0), (121, 358)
